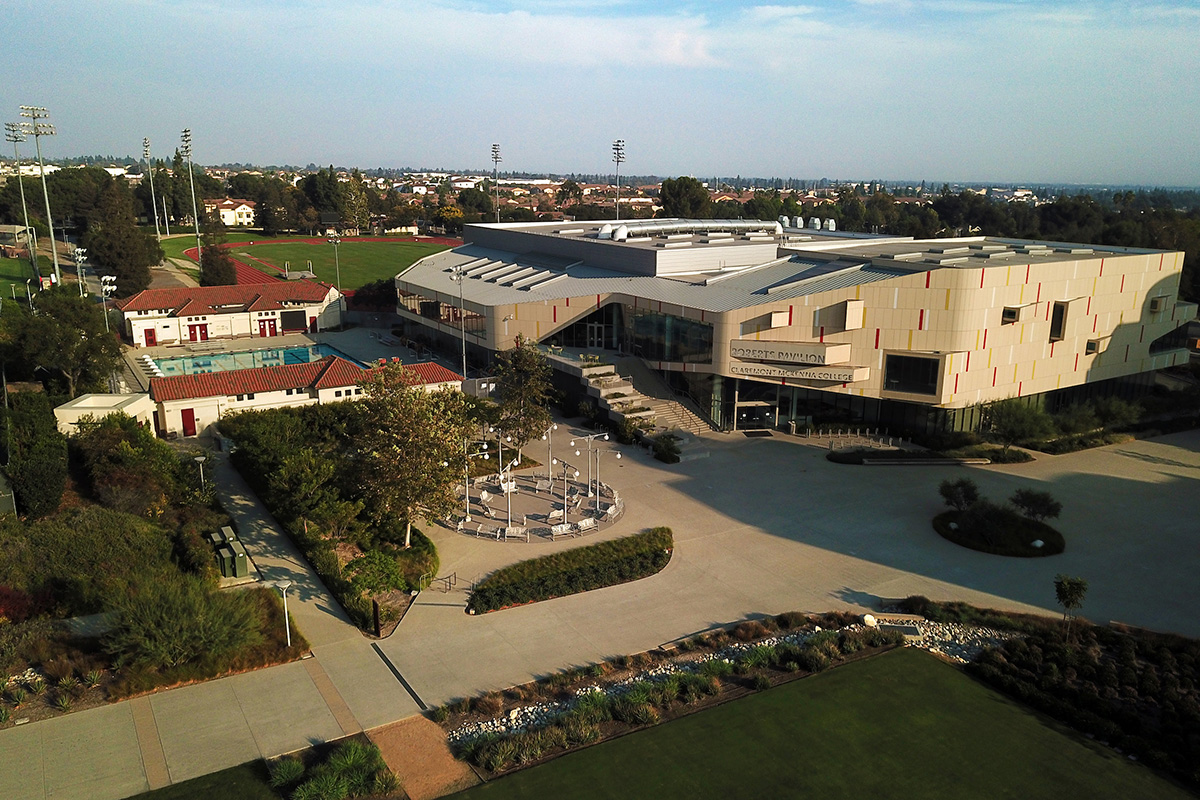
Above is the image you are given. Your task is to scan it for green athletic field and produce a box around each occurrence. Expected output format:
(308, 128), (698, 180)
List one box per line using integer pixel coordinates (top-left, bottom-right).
(453, 648), (1192, 800)
(229, 239), (448, 290)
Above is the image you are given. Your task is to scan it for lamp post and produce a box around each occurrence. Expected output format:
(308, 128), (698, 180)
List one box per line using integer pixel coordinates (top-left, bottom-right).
(592, 448), (621, 515)
(161, 193), (171, 236)
(19, 107), (60, 284)
(463, 441), (489, 522)
(570, 431), (609, 498)
(3, 123), (34, 271)
(73, 247), (86, 297)
(180, 129), (202, 279)
(194, 455), (207, 490)
(143, 138), (161, 242)
(272, 580), (293, 647)
(612, 139), (625, 222)
(550, 458), (580, 521)
(540, 422), (558, 480)
(491, 144), (502, 223)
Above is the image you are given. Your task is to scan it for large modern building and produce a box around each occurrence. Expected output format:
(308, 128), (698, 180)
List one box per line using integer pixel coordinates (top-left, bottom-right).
(393, 219), (1196, 433)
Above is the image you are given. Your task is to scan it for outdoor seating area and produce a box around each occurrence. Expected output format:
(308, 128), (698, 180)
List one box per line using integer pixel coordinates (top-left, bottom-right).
(447, 470), (624, 543)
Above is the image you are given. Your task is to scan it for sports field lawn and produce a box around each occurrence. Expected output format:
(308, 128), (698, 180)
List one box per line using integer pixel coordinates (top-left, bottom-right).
(453, 648), (1192, 800)
(159, 231), (257, 261)
(230, 239), (448, 290)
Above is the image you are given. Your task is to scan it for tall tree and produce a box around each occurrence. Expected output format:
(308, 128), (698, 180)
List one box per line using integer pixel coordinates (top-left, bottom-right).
(340, 172), (370, 230)
(355, 364), (474, 547)
(984, 399), (1054, 454)
(659, 176), (712, 219)
(83, 180), (162, 295)
(493, 334), (553, 455)
(198, 213), (238, 286)
(0, 288), (122, 398)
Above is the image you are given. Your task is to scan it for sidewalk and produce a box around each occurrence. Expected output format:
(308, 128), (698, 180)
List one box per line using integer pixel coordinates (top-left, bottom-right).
(0, 455), (421, 800)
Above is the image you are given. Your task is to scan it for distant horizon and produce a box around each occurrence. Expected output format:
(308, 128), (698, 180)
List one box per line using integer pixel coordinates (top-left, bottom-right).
(7, 155), (1200, 193)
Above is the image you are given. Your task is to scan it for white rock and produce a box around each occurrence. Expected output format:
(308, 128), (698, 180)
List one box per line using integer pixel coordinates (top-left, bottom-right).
(862, 614), (877, 628)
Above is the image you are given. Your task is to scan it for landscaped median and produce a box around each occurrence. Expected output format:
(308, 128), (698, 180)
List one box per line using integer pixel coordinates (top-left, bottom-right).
(466, 527), (674, 614)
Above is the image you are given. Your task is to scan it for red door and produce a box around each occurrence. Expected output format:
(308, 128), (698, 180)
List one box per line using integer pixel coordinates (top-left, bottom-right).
(188, 325), (199, 342)
(199, 324), (208, 341)
(309, 317), (317, 333)
(268, 319), (277, 337)
(258, 319), (277, 337)
(144, 328), (157, 347)
(181, 408), (197, 437)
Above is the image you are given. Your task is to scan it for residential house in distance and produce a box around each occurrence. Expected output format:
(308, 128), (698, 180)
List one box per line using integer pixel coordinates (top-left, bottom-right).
(116, 282), (343, 348)
(203, 198), (257, 227)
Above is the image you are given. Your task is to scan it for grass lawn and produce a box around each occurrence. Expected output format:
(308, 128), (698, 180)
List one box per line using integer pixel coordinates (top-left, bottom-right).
(230, 239), (448, 289)
(453, 648), (1193, 800)
(130, 762), (278, 800)
(159, 231), (258, 261)
(0, 255), (40, 297)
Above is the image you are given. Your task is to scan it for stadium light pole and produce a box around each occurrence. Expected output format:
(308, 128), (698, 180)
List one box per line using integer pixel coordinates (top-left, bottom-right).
(450, 264), (468, 378)
(3, 124), (34, 271)
(100, 275), (116, 333)
(19, 107), (60, 284)
(180, 129), (202, 279)
(73, 247), (86, 296)
(143, 138), (161, 241)
(162, 194), (171, 236)
(612, 139), (625, 222)
(491, 144), (502, 223)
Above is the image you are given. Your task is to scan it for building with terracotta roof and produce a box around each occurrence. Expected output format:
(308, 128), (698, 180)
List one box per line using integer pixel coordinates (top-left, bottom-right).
(148, 356), (463, 437)
(116, 282), (342, 348)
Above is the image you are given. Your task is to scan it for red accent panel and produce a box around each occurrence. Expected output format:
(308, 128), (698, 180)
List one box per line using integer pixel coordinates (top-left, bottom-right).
(1074, 354), (1079, 371)
(992, 368), (997, 387)
(925, 272), (931, 288)
(1045, 303), (1051, 321)
(1160, 253), (1164, 271)
(1140, 325), (1145, 343)
(1018, 381), (1023, 397)
(1025, 265), (1030, 283)
(1036, 283), (1041, 303)
(553, 306), (557, 323)
(918, 309), (925, 330)
(700, 310), (705, 322)
(1120, 275), (1125, 292)
(788, 306), (793, 326)
(1125, 345), (1130, 362)
(1099, 258), (1104, 276)
(1050, 342), (1055, 357)
(874, 328), (880, 349)
(566, 297), (570, 307)
(980, 270), (985, 288)
(819, 326), (825, 342)
(953, 374), (959, 393)
(982, 329), (988, 349)
(1086, 297), (1091, 315)
(966, 352), (971, 371)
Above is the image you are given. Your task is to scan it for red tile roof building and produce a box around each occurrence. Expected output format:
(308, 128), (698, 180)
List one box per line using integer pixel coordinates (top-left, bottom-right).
(117, 282), (342, 348)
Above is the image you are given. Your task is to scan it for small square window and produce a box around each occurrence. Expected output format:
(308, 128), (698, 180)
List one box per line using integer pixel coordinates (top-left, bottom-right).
(1085, 339), (1100, 355)
(1002, 307), (1019, 325)
(335, 390), (342, 398)
(1148, 296), (1167, 313)
(246, 393), (255, 400)
(236, 394), (244, 401)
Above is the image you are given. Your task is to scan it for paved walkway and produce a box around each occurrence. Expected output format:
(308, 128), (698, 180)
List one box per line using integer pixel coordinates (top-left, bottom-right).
(0, 453), (418, 800)
(1, 422), (1197, 799)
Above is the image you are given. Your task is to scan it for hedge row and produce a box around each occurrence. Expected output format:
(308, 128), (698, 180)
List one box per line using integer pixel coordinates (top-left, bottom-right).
(467, 528), (673, 614)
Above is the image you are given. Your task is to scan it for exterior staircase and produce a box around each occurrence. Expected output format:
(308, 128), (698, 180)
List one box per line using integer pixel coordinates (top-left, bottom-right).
(612, 357), (713, 436)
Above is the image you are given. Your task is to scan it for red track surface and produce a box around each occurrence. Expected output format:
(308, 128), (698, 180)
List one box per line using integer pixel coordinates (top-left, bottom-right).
(179, 236), (461, 285)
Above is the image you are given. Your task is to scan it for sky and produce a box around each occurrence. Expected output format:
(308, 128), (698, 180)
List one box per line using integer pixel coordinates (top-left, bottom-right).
(3, 0), (1199, 186)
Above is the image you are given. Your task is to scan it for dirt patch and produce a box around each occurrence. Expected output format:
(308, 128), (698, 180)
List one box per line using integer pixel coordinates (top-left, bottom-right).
(370, 716), (480, 800)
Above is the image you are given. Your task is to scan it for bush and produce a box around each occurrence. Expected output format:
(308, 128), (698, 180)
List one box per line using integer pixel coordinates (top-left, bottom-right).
(934, 507), (1065, 557)
(1009, 488), (1063, 523)
(467, 528), (673, 613)
(651, 434), (681, 464)
(938, 478), (980, 511)
(268, 756), (305, 790)
(104, 575), (265, 669)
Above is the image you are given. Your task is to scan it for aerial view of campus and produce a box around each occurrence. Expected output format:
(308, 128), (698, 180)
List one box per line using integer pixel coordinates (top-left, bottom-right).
(1, 2), (1199, 799)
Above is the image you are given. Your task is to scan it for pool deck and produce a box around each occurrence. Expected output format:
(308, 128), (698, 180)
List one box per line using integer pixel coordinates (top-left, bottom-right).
(121, 327), (463, 392)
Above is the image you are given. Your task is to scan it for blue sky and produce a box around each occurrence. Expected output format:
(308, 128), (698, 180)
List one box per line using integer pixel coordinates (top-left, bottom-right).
(3, 0), (1198, 185)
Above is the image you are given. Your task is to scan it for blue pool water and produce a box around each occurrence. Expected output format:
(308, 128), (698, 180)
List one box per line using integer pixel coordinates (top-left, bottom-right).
(154, 344), (362, 376)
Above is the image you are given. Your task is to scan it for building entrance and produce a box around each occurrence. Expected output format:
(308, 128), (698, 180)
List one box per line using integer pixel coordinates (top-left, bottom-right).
(586, 322), (606, 349)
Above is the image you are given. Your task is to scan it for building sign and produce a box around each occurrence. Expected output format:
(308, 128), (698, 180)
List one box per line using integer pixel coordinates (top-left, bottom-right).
(730, 362), (869, 382)
(729, 340), (851, 366)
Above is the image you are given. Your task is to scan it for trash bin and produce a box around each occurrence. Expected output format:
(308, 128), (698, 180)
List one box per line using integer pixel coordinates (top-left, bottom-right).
(788, 420), (797, 435)
(228, 540), (250, 578)
(220, 525), (238, 544)
(208, 531), (222, 549)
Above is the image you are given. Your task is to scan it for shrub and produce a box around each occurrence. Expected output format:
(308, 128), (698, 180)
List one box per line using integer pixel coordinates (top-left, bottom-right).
(52, 693), (72, 712)
(1010, 488), (1063, 523)
(572, 691), (613, 724)
(797, 648), (831, 673)
(699, 658), (734, 679)
(104, 575), (265, 669)
(292, 770), (349, 800)
(268, 756), (305, 789)
(938, 477), (980, 511)
(473, 692), (504, 716)
(651, 434), (681, 464)
(430, 704), (450, 723)
(467, 528), (673, 613)
(0, 707), (9, 724)
(753, 674), (772, 691)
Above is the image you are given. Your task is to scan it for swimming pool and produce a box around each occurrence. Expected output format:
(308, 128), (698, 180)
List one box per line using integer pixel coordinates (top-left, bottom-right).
(153, 344), (363, 376)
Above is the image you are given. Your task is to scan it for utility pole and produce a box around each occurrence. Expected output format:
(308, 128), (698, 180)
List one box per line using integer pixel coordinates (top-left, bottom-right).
(19, 106), (60, 284)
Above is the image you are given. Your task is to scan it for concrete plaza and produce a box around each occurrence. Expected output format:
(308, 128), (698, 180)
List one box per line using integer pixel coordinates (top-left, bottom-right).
(0, 420), (1195, 799)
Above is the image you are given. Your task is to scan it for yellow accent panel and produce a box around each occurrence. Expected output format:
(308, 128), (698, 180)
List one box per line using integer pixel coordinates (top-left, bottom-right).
(1013, 364), (1019, 383)
(944, 289), (951, 310)
(1019, 325), (1024, 344)
(908, 330), (913, 349)
(975, 330), (980, 349)
(1019, 284), (1025, 303)
(855, 286), (861, 300)
(988, 349), (992, 369)
(1006, 265), (1012, 286)
(1092, 277), (1097, 295)
(1032, 361), (1036, 379)
(536, 322), (541, 336)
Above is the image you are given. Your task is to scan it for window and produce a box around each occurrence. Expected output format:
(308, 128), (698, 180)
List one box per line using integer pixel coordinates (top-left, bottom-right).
(355, 388), (363, 396)
(1148, 296), (1168, 313)
(883, 355), (940, 395)
(335, 390), (343, 397)
(236, 394), (244, 401)
(1049, 302), (1067, 342)
(1085, 339), (1100, 355)
(1002, 307), (1020, 325)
